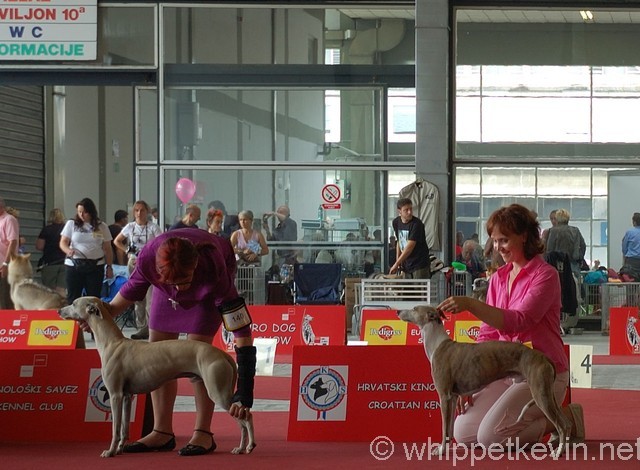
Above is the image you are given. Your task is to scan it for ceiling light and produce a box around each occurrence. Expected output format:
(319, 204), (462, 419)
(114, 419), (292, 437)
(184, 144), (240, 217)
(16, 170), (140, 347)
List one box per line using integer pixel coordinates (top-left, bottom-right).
(580, 10), (594, 22)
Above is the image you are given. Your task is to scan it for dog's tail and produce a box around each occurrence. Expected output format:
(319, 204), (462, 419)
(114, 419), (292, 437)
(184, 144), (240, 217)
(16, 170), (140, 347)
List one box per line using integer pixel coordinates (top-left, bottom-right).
(515, 399), (536, 422)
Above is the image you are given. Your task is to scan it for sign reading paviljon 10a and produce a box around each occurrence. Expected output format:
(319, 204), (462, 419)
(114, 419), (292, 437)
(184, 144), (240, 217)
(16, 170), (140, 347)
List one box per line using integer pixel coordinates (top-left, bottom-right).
(0, 0), (97, 61)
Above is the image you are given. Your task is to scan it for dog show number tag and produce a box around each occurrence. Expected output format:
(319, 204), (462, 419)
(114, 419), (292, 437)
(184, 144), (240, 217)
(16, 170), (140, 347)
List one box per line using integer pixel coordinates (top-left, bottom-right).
(220, 298), (252, 332)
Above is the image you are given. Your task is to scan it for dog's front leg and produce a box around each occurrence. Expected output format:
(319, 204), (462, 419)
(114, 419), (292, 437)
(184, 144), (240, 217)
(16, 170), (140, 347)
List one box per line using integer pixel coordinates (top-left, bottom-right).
(434, 395), (457, 456)
(115, 394), (133, 455)
(231, 414), (256, 454)
(103, 392), (123, 457)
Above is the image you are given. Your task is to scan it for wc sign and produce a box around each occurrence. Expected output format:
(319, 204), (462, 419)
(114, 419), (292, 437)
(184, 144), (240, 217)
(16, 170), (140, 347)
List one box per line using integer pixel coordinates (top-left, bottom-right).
(321, 184), (341, 210)
(0, 0), (97, 60)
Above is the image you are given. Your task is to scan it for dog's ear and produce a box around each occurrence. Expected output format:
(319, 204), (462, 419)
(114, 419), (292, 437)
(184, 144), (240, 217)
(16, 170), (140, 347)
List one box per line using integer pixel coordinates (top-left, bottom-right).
(86, 302), (103, 318)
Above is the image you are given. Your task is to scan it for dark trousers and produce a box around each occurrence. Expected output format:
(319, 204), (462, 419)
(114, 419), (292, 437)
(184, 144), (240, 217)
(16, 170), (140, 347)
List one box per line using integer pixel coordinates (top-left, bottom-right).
(65, 265), (104, 305)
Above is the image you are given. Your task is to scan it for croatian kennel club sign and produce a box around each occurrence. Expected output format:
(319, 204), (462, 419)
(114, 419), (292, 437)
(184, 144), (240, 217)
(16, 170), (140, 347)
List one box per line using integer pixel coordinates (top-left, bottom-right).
(288, 345), (442, 442)
(0, 0), (97, 60)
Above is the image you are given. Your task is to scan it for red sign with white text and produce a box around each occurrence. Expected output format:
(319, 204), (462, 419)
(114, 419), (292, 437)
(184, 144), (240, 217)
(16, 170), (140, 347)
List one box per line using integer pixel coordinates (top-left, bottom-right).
(0, 349), (146, 442)
(610, 307), (640, 355)
(288, 345), (441, 442)
(0, 310), (79, 349)
(213, 305), (346, 359)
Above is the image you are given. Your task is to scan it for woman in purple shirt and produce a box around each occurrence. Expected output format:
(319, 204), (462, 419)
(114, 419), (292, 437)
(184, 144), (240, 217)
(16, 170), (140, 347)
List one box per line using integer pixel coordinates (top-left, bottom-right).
(108, 228), (255, 456)
(438, 204), (584, 449)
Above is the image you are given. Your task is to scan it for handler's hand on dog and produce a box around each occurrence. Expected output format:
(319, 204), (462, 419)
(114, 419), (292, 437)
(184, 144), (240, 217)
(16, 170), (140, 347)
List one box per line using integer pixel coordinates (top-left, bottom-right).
(438, 296), (470, 314)
(229, 402), (252, 420)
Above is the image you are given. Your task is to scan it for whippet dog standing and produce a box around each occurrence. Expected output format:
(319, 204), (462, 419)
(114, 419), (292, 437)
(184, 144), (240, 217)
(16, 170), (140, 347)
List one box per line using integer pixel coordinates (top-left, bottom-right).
(398, 305), (572, 458)
(59, 296), (255, 458)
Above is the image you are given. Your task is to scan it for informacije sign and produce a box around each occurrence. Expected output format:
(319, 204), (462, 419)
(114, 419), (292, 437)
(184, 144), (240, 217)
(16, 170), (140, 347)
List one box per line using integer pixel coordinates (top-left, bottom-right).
(0, 0), (97, 61)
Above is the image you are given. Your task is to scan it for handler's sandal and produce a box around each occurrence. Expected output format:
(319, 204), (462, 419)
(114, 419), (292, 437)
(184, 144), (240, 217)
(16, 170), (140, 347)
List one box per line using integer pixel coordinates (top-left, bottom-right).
(178, 429), (216, 456)
(123, 429), (176, 453)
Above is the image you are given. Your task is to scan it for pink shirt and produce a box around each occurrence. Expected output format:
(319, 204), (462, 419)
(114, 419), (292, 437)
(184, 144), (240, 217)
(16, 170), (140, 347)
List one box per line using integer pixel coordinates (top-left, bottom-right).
(478, 255), (568, 373)
(0, 212), (19, 264)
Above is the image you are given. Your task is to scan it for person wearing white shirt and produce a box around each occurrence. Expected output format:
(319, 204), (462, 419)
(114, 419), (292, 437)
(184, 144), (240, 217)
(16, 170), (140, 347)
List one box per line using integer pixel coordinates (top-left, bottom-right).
(114, 200), (162, 339)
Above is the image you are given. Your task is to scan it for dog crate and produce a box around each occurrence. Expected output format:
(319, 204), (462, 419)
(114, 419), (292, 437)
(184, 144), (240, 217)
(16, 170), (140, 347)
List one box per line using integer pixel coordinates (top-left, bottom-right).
(235, 265), (266, 305)
(437, 269), (473, 298)
(351, 277), (438, 336)
(601, 282), (640, 333)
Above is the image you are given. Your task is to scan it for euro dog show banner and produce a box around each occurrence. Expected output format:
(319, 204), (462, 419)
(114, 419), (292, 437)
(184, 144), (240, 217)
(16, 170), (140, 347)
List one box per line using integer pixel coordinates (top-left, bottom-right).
(288, 345), (441, 442)
(0, 310), (79, 349)
(0, 349), (146, 442)
(213, 305), (345, 359)
(609, 306), (640, 355)
(360, 309), (480, 345)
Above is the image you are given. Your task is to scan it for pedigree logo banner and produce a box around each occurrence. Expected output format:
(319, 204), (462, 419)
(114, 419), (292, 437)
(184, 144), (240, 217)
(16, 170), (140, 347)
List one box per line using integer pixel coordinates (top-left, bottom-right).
(0, 310), (78, 350)
(363, 319), (408, 345)
(453, 320), (482, 343)
(288, 345), (441, 442)
(0, 349), (146, 442)
(213, 305), (345, 359)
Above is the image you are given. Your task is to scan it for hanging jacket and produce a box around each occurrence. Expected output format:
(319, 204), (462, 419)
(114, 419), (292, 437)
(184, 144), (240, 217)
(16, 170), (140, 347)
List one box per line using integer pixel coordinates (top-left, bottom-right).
(544, 251), (578, 315)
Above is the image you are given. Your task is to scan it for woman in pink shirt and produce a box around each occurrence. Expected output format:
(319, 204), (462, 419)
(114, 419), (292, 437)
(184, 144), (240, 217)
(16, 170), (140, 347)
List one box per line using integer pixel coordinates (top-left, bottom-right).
(438, 204), (584, 449)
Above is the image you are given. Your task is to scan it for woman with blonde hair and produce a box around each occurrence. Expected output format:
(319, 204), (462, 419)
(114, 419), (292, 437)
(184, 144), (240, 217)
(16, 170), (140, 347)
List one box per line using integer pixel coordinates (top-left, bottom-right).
(230, 210), (269, 265)
(36, 208), (67, 296)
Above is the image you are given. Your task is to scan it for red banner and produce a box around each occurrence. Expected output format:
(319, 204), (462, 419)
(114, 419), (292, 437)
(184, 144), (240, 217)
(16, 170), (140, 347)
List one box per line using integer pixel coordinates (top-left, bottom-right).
(213, 305), (346, 359)
(288, 345), (441, 442)
(0, 349), (146, 442)
(609, 307), (640, 355)
(0, 310), (79, 350)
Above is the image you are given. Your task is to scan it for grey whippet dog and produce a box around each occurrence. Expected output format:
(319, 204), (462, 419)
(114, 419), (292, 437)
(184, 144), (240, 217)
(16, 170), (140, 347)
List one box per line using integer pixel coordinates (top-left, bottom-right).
(59, 296), (256, 458)
(398, 305), (571, 458)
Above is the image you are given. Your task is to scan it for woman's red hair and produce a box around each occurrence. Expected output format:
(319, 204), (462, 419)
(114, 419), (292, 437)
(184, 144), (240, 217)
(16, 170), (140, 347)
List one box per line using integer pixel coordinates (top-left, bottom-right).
(156, 237), (199, 283)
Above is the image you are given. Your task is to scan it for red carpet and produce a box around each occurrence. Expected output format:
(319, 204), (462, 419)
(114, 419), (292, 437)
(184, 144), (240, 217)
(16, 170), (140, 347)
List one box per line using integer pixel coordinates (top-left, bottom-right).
(1, 388), (639, 469)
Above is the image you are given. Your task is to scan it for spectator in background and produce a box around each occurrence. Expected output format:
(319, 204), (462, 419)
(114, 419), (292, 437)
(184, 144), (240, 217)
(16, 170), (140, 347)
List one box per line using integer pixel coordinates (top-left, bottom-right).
(231, 210), (269, 265)
(60, 197), (114, 305)
(455, 231), (465, 258)
(208, 200), (239, 237)
(169, 204), (201, 230)
(36, 208), (67, 296)
(390, 197), (430, 279)
(263, 205), (298, 265)
(109, 209), (129, 266)
(0, 197), (19, 309)
(621, 212), (640, 281)
(206, 208), (228, 239)
(541, 210), (557, 246)
(457, 239), (486, 280)
(545, 208), (586, 276)
(114, 201), (162, 340)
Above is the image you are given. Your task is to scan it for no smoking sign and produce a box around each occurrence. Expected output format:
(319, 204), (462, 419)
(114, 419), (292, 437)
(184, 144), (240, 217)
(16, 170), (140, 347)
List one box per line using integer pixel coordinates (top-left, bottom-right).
(321, 184), (342, 210)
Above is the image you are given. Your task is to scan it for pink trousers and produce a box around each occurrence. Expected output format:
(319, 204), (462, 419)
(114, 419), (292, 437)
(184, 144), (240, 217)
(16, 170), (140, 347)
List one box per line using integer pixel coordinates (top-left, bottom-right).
(453, 371), (569, 447)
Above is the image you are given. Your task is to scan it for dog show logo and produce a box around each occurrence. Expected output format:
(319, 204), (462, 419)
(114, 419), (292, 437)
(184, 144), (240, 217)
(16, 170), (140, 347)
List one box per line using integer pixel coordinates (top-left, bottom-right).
(297, 365), (348, 421)
(84, 368), (137, 422)
(625, 314), (640, 353)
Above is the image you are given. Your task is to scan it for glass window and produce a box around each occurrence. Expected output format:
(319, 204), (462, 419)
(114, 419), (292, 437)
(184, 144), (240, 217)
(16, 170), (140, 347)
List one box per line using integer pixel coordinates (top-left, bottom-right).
(163, 6), (415, 66)
(162, 87), (383, 163)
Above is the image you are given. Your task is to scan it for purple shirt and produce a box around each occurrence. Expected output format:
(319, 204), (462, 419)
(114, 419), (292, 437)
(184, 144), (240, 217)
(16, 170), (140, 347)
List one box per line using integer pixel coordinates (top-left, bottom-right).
(478, 255), (568, 373)
(119, 228), (240, 335)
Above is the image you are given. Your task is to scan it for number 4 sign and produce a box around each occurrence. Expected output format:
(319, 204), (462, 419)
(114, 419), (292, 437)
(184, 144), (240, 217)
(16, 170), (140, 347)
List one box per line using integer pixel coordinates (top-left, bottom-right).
(569, 344), (593, 389)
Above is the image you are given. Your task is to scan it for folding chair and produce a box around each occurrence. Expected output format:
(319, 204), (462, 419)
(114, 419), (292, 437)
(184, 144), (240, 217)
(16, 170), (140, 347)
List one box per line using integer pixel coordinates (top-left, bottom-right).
(293, 263), (342, 305)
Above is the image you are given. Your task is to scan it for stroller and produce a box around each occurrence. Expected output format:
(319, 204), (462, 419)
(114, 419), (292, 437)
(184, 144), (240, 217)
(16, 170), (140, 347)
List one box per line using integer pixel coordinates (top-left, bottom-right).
(101, 265), (135, 329)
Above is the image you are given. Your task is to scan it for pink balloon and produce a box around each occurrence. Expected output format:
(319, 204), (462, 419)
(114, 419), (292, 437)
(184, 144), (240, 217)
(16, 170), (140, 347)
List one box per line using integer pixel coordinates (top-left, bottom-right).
(175, 177), (196, 204)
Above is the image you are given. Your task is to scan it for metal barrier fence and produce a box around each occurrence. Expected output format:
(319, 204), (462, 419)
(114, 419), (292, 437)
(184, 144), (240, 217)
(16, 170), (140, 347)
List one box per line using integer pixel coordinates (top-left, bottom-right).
(235, 265), (266, 305)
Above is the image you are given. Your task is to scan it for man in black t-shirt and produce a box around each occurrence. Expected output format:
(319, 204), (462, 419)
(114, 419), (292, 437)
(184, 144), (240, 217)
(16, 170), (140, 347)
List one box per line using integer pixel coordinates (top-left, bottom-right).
(390, 198), (430, 279)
